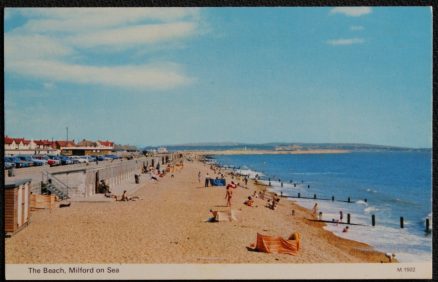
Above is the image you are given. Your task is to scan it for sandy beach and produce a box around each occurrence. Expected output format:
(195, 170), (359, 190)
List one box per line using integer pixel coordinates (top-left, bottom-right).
(5, 154), (390, 264)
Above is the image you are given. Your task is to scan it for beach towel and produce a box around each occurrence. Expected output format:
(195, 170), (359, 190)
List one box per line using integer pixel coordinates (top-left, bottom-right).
(253, 232), (301, 255)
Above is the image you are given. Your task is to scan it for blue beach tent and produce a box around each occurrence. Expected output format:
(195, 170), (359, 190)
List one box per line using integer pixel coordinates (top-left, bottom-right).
(209, 178), (226, 186)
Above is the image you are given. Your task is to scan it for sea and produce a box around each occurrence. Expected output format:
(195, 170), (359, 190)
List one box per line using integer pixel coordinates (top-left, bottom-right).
(209, 151), (432, 263)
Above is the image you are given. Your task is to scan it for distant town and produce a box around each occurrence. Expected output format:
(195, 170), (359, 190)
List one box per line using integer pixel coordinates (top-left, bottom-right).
(4, 136), (136, 156)
(4, 136), (170, 170)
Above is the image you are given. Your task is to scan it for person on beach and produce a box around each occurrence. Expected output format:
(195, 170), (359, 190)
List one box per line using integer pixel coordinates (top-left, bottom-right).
(97, 179), (110, 194)
(312, 203), (318, 218)
(272, 196), (280, 210)
(244, 177), (248, 187)
(339, 211), (343, 222)
(209, 209), (219, 222)
(385, 253), (396, 262)
(121, 190), (129, 201)
(150, 173), (159, 182)
(244, 196), (254, 207)
(205, 173), (210, 188)
(227, 181), (237, 189)
(198, 171), (201, 183)
(113, 190), (141, 201)
(342, 226), (349, 233)
(225, 186), (233, 207)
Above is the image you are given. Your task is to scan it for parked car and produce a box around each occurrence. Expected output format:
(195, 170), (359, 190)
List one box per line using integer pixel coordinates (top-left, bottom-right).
(68, 156), (81, 164)
(94, 155), (112, 161)
(17, 155), (47, 166)
(31, 155), (49, 165)
(4, 160), (15, 169)
(15, 155), (35, 167)
(47, 155), (62, 166)
(5, 156), (28, 168)
(69, 156), (87, 163)
(59, 156), (73, 165)
(87, 156), (97, 162)
(105, 154), (120, 160)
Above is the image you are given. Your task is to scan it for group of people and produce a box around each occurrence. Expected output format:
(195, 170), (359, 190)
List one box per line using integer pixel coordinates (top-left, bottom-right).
(98, 179), (141, 201)
(312, 203), (350, 232)
(266, 194), (280, 210)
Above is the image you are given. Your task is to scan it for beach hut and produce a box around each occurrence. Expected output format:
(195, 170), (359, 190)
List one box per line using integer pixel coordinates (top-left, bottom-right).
(5, 179), (32, 236)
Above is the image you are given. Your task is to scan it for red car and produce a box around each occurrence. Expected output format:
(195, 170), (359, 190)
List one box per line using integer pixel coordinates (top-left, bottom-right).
(35, 155), (61, 166)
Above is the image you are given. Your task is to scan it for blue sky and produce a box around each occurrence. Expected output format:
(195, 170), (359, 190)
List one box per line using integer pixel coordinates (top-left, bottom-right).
(4, 7), (432, 148)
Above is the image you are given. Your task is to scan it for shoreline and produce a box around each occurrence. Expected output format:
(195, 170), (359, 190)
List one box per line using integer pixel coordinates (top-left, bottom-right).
(199, 153), (396, 263)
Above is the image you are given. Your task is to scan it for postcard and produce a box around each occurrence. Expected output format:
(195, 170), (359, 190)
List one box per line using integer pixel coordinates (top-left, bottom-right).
(4, 6), (433, 280)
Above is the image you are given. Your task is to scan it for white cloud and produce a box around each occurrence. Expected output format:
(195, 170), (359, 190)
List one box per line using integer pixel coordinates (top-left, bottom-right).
(5, 34), (73, 60)
(68, 22), (197, 48)
(14, 8), (200, 33)
(6, 59), (194, 90)
(350, 25), (365, 31)
(326, 38), (365, 46)
(330, 7), (372, 17)
(5, 8), (202, 91)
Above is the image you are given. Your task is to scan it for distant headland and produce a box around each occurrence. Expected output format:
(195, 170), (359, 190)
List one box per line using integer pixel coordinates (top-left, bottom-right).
(143, 142), (431, 153)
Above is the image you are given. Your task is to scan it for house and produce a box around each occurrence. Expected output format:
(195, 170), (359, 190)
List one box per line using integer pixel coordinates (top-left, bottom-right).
(62, 139), (114, 156)
(97, 140), (114, 149)
(5, 136), (59, 155)
(54, 140), (76, 149)
(77, 139), (97, 147)
(34, 140), (55, 150)
(4, 136), (17, 150)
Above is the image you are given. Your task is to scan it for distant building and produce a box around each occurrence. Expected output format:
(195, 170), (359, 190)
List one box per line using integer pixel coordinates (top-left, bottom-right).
(5, 136), (58, 155)
(34, 139), (55, 150)
(4, 136), (116, 156)
(77, 139), (97, 147)
(62, 139), (114, 156)
(4, 136), (17, 150)
(97, 140), (114, 149)
(157, 147), (168, 153)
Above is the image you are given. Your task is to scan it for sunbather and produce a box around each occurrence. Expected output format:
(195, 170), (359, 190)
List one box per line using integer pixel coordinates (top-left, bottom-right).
(244, 196), (255, 207)
(209, 209), (219, 222)
(114, 190), (141, 201)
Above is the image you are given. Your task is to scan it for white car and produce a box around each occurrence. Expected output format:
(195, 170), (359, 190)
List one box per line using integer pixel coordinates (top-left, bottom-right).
(70, 156), (89, 163)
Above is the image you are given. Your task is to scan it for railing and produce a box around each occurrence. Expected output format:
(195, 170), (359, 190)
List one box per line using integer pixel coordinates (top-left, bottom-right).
(41, 171), (70, 199)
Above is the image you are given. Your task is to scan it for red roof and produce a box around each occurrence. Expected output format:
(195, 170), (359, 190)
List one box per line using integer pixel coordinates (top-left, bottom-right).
(13, 138), (25, 144)
(35, 140), (54, 146)
(22, 140), (31, 145)
(4, 136), (14, 145)
(98, 140), (114, 147)
(56, 140), (76, 147)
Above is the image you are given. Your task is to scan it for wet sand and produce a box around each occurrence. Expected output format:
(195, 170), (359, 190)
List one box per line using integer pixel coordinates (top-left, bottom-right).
(5, 155), (390, 264)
